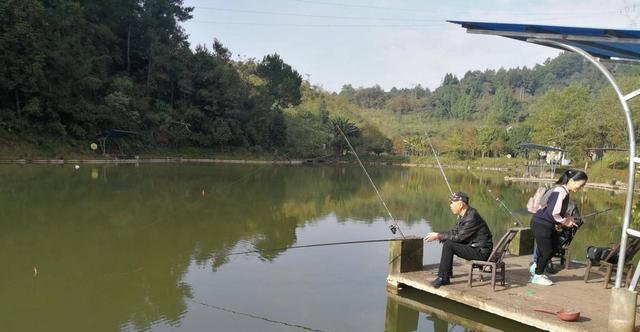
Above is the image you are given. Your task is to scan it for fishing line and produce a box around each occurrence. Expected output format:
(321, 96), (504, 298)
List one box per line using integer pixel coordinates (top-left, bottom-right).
(188, 298), (331, 332)
(335, 124), (404, 238)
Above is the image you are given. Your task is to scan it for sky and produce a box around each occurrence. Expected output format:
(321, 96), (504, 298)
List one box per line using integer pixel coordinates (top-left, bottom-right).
(181, 0), (640, 92)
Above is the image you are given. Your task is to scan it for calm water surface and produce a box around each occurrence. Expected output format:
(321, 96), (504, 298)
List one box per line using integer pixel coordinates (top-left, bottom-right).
(0, 164), (625, 332)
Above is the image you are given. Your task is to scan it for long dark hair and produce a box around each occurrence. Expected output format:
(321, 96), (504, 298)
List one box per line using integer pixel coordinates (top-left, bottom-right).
(556, 169), (588, 185)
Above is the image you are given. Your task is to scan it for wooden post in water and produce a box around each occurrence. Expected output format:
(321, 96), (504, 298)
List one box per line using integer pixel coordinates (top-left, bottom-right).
(384, 295), (419, 332)
(387, 236), (423, 291)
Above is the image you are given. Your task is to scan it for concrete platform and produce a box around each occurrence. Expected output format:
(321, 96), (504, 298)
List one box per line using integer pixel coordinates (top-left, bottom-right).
(387, 255), (640, 332)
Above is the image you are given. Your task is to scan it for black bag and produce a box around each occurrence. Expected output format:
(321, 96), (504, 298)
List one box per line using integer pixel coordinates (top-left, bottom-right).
(586, 246), (612, 265)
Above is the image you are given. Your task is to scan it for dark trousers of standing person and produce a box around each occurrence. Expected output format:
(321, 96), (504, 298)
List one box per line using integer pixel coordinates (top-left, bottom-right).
(531, 218), (558, 275)
(438, 241), (490, 279)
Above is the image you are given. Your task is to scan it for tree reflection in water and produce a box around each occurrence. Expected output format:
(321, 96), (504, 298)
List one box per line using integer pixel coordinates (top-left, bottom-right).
(0, 164), (621, 331)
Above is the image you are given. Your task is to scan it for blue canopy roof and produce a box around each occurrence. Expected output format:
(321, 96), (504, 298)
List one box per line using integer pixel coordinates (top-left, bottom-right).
(448, 21), (640, 62)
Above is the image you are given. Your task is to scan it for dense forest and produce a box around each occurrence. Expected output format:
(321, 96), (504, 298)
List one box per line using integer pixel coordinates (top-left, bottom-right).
(1, 0), (302, 156)
(2, 0), (640, 162)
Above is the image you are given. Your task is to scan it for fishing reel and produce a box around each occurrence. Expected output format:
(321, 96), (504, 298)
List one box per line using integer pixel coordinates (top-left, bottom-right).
(389, 224), (398, 235)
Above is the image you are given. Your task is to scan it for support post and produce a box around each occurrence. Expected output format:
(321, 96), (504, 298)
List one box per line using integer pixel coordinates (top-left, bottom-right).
(507, 227), (534, 256)
(387, 236), (423, 290)
(608, 288), (638, 332)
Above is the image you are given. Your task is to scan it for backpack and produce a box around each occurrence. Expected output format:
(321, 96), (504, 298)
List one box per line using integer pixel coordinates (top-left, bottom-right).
(527, 185), (552, 213)
(526, 185), (567, 214)
(586, 246), (613, 265)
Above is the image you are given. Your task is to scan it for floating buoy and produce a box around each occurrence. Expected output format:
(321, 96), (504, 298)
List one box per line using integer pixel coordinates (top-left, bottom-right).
(33, 266), (38, 277)
(74, 165), (80, 170)
(202, 189), (206, 197)
(90, 143), (98, 151)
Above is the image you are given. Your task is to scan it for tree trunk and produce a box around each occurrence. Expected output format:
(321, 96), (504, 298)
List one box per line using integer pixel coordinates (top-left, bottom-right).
(126, 25), (131, 74)
(170, 81), (175, 106)
(15, 90), (20, 115)
(146, 51), (152, 93)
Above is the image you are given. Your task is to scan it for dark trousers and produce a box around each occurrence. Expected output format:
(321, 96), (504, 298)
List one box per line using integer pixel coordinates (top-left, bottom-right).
(438, 241), (490, 279)
(531, 219), (558, 275)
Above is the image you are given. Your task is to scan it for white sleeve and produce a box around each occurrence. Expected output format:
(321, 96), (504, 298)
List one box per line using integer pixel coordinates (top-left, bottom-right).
(551, 187), (568, 223)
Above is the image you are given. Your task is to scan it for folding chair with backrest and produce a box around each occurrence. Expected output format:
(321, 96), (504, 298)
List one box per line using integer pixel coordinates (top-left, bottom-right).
(583, 237), (640, 288)
(468, 228), (519, 291)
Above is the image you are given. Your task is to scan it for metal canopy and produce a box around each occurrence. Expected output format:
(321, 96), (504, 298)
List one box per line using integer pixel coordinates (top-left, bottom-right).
(451, 20), (640, 301)
(448, 20), (640, 62)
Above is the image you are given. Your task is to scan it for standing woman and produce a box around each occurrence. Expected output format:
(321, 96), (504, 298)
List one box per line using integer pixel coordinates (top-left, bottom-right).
(530, 169), (588, 286)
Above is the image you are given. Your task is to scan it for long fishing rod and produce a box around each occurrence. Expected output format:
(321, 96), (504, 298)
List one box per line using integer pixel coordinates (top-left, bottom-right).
(402, 133), (452, 195)
(485, 188), (524, 227)
(335, 125), (404, 238)
(559, 207), (616, 249)
(227, 238), (403, 256)
(575, 207), (615, 221)
(466, 169), (524, 227)
(424, 131), (453, 195)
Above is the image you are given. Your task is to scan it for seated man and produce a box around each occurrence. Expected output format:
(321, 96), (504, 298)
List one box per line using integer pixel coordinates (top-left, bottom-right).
(424, 192), (494, 288)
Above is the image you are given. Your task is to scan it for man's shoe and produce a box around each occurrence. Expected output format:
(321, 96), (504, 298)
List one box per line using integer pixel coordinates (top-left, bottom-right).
(430, 277), (450, 289)
(530, 274), (553, 286)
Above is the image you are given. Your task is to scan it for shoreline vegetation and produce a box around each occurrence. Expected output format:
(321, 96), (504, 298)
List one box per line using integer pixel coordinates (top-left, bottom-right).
(1, 155), (630, 192)
(3, 1), (638, 194)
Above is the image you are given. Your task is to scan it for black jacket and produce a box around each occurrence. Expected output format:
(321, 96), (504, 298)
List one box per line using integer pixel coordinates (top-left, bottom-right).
(439, 207), (493, 249)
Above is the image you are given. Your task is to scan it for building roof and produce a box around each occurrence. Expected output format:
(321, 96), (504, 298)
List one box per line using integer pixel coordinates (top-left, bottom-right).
(518, 143), (565, 152)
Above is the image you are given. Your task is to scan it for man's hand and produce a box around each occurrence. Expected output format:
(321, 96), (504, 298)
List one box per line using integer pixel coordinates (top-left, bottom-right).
(424, 232), (441, 242)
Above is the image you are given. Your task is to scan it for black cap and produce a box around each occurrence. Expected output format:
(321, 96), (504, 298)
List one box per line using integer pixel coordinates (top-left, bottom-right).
(449, 191), (469, 204)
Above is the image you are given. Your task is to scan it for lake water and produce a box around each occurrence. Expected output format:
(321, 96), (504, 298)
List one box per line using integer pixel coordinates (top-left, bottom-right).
(0, 164), (625, 331)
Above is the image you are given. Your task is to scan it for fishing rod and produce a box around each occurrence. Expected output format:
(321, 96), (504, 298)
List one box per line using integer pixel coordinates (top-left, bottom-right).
(424, 132), (453, 195)
(559, 207), (616, 248)
(335, 124), (405, 237)
(416, 131), (523, 227)
(485, 188), (524, 227)
(402, 137), (453, 194)
(227, 238), (403, 256)
(467, 169), (524, 227)
(575, 207), (615, 221)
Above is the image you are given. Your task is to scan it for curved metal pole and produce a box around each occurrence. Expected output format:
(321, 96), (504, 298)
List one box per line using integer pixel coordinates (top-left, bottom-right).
(529, 38), (636, 288)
